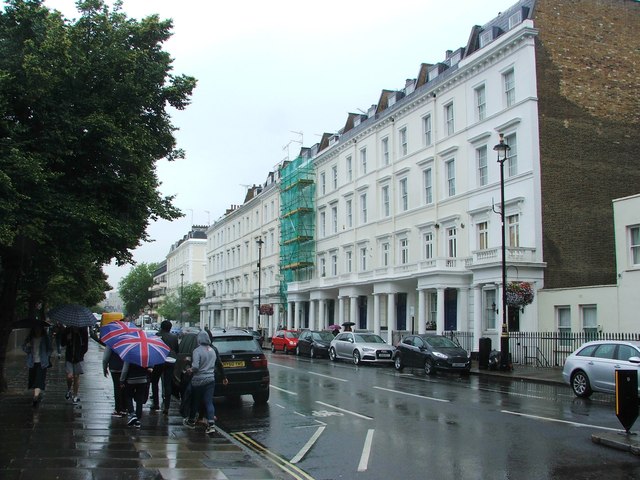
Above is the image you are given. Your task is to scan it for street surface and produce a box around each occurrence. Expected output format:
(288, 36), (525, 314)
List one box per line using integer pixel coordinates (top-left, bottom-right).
(213, 352), (640, 480)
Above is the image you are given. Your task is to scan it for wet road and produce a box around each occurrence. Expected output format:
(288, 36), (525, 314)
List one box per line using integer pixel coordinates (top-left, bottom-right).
(213, 352), (640, 480)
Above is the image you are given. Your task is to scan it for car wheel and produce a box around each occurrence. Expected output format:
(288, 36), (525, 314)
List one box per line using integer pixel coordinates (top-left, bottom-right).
(310, 347), (316, 359)
(570, 370), (593, 398)
(424, 358), (435, 375)
(252, 390), (270, 404)
(353, 350), (361, 365)
(295, 346), (301, 356)
(283, 346), (289, 355)
(329, 347), (337, 362)
(271, 343), (276, 353)
(394, 354), (404, 371)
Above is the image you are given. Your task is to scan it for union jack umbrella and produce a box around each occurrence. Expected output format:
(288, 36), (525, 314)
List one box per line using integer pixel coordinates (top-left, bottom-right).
(111, 330), (170, 368)
(99, 321), (140, 347)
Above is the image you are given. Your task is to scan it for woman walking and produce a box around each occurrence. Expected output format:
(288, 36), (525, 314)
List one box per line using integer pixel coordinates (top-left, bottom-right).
(22, 324), (53, 406)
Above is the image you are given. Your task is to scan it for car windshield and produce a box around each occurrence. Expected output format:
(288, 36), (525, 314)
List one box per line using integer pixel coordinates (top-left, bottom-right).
(213, 336), (259, 354)
(424, 336), (458, 348)
(285, 332), (299, 339)
(354, 334), (386, 344)
(313, 331), (334, 341)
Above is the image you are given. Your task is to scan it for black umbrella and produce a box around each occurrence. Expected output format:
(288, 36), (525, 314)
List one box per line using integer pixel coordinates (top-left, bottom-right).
(341, 322), (356, 327)
(11, 318), (50, 330)
(48, 304), (97, 328)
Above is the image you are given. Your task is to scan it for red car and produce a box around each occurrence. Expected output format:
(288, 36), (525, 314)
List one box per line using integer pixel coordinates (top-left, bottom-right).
(271, 329), (300, 354)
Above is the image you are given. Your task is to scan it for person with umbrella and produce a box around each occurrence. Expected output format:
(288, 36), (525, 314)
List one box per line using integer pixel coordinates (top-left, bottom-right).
(22, 323), (53, 406)
(120, 359), (153, 428)
(61, 326), (89, 405)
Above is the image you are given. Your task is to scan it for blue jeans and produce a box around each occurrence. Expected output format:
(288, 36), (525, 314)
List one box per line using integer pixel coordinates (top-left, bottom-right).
(189, 380), (215, 424)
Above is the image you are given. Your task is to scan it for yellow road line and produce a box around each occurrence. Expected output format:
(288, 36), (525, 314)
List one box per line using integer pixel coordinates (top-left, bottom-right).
(232, 432), (316, 480)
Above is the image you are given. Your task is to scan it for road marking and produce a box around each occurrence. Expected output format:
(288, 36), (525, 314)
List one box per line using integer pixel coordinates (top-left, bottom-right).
(271, 385), (298, 395)
(290, 426), (325, 464)
(502, 410), (622, 431)
(373, 386), (450, 403)
(315, 401), (373, 420)
(233, 432), (315, 480)
(307, 371), (348, 382)
(358, 429), (375, 472)
(269, 362), (295, 369)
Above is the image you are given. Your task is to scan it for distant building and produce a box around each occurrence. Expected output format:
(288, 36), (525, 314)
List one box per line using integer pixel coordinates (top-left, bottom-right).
(148, 260), (167, 321)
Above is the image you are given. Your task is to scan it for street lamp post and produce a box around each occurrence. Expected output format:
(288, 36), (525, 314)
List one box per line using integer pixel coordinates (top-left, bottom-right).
(493, 133), (511, 371)
(256, 237), (264, 331)
(180, 270), (184, 325)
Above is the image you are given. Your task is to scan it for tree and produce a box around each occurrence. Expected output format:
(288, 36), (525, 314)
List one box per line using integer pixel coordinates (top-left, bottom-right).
(157, 282), (204, 324)
(0, 0), (196, 391)
(118, 262), (158, 316)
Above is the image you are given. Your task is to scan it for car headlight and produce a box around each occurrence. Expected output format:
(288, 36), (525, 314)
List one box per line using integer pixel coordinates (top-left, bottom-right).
(362, 347), (375, 353)
(432, 351), (448, 359)
(288, 340), (296, 345)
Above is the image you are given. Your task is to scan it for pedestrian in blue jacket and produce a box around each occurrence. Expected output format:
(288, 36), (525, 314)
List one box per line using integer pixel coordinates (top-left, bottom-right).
(22, 325), (52, 407)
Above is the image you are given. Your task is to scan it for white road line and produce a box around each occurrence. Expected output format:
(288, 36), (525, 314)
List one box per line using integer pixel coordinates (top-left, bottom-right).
(502, 410), (622, 432)
(374, 386), (450, 403)
(307, 371), (348, 382)
(315, 401), (373, 420)
(358, 429), (375, 472)
(290, 426), (325, 464)
(269, 362), (295, 369)
(271, 385), (298, 395)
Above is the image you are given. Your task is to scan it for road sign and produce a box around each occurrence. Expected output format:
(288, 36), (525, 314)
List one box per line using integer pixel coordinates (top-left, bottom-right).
(615, 369), (638, 433)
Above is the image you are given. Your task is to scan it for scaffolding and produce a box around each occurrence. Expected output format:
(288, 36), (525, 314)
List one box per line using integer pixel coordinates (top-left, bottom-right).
(279, 155), (315, 291)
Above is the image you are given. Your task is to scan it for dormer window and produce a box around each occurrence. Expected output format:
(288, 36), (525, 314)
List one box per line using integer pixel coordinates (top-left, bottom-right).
(479, 30), (493, 48)
(509, 10), (523, 29)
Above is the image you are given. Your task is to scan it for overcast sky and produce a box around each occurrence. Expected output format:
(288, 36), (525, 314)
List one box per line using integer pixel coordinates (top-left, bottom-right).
(43, 0), (513, 294)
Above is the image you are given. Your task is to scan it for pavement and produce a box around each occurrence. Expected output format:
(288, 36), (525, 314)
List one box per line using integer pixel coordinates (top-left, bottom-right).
(0, 341), (636, 480)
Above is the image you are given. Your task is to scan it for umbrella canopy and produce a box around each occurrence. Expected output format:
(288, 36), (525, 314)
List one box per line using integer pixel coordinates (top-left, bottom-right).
(341, 322), (356, 327)
(11, 318), (50, 330)
(48, 304), (96, 328)
(99, 321), (140, 346)
(111, 330), (170, 368)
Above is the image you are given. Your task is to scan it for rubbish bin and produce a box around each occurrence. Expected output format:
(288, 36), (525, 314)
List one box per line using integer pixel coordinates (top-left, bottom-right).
(479, 337), (491, 369)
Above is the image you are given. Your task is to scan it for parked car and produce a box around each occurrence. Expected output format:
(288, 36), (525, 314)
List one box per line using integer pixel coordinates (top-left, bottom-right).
(230, 327), (264, 347)
(329, 332), (394, 365)
(271, 329), (300, 354)
(562, 340), (640, 398)
(296, 330), (334, 358)
(393, 334), (471, 375)
(173, 330), (270, 404)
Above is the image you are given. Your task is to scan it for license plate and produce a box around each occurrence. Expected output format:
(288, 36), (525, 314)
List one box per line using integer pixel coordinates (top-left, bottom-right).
(452, 363), (466, 367)
(223, 360), (245, 368)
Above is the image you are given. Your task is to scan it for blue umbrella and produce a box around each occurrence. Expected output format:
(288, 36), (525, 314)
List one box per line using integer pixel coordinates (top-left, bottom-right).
(111, 330), (170, 368)
(48, 304), (96, 328)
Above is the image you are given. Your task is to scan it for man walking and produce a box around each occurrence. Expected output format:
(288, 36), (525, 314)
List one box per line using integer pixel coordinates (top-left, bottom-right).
(156, 320), (179, 415)
(61, 326), (88, 405)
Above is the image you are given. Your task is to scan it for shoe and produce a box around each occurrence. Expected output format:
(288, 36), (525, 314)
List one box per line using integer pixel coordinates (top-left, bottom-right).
(111, 411), (122, 417)
(133, 421), (141, 428)
(127, 416), (138, 426)
(65, 390), (72, 400)
(73, 396), (80, 404)
(183, 418), (195, 429)
(205, 423), (216, 434)
(150, 405), (160, 411)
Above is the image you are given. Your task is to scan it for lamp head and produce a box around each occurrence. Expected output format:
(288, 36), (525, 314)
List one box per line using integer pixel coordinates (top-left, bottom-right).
(493, 133), (511, 160)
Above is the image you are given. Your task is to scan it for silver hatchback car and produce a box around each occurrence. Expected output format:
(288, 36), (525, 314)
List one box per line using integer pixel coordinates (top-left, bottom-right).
(562, 340), (640, 398)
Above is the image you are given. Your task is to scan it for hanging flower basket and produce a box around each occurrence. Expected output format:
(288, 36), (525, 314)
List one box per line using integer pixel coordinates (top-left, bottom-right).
(259, 304), (274, 315)
(505, 281), (534, 308)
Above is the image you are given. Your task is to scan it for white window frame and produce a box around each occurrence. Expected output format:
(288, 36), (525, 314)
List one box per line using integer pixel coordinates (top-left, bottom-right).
(346, 250), (353, 273)
(360, 193), (367, 224)
(477, 146), (488, 186)
(381, 185), (390, 218)
(400, 238), (409, 265)
(631, 225), (640, 266)
(381, 137), (389, 165)
(424, 232), (433, 260)
(346, 155), (353, 182)
(485, 289), (497, 330)
(399, 177), (409, 212)
(320, 256), (326, 277)
(320, 172), (326, 195)
(382, 242), (390, 267)
(332, 165), (338, 190)
(581, 305), (598, 334)
(507, 214), (520, 247)
(331, 254), (338, 276)
(399, 127), (408, 156)
(360, 147), (367, 175)
(475, 85), (486, 121)
(504, 69), (515, 107)
(505, 133), (518, 177)
(346, 198), (353, 228)
(557, 306), (571, 345)
(445, 102), (454, 136)
(446, 159), (456, 197)
(477, 221), (488, 250)
(331, 205), (338, 234)
(423, 167), (433, 204)
(360, 247), (367, 271)
(319, 210), (326, 238)
(423, 114), (432, 146)
(447, 227), (457, 258)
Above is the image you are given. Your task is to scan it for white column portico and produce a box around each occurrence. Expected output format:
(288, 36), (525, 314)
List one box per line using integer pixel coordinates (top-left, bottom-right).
(349, 296), (358, 329)
(473, 285), (483, 351)
(309, 299), (316, 330)
(287, 302), (293, 329)
(387, 293), (395, 344)
(436, 287), (445, 333)
(373, 294), (381, 336)
(418, 289), (426, 334)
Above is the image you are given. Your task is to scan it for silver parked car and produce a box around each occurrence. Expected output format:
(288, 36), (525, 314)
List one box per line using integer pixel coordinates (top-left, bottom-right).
(329, 332), (395, 365)
(562, 340), (640, 398)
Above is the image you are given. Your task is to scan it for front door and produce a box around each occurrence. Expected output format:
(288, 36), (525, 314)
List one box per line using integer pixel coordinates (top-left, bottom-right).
(396, 293), (407, 331)
(444, 289), (457, 331)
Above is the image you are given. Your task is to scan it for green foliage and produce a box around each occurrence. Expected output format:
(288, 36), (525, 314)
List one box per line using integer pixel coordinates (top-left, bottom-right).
(118, 263), (158, 316)
(0, 0), (195, 391)
(157, 282), (204, 324)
